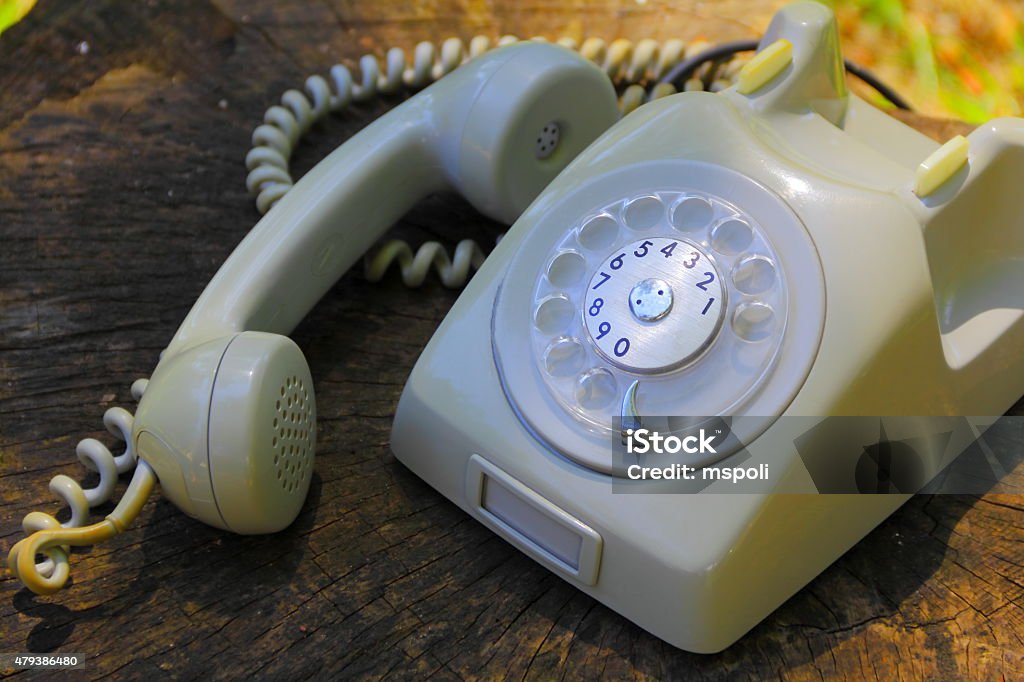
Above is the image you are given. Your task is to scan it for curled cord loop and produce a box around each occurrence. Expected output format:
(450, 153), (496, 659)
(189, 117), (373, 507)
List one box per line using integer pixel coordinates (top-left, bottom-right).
(365, 238), (489, 289)
(8, 382), (148, 592)
(9, 461), (157, 595)
(244, 35), (741, 287)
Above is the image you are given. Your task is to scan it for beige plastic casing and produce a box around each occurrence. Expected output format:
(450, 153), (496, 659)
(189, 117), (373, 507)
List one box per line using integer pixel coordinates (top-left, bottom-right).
(392, 2), (1024, 653)
(132, 332), (316, 533)
(129, 44), (618, 535)
(162, 43), (616, 359)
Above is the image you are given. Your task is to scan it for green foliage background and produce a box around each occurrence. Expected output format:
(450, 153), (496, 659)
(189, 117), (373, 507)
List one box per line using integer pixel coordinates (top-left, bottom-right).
(829, 0), (1023, 121)
(2, 0), (1021, 122)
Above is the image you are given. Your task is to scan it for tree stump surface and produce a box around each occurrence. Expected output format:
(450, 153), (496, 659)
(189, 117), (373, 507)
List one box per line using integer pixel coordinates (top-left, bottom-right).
(1, 1), (1022, 680)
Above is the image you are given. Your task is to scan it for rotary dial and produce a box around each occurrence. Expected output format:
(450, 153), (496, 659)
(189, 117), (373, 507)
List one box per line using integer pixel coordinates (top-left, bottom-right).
(491, 166), (826, 476)
(525, 190), (788, 429)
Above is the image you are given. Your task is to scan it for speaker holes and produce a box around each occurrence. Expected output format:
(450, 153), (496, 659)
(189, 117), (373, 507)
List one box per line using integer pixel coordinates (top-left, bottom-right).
(272, 375), (314, 493)
(535, 121), (561, 160)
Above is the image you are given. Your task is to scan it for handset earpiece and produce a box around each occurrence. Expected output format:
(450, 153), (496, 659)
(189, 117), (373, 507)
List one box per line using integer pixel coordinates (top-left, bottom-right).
(132, 332), (315, 534)
(441, 42), (621, 223)
(166, 42), (618, 357)
(8, 43), (617, 594)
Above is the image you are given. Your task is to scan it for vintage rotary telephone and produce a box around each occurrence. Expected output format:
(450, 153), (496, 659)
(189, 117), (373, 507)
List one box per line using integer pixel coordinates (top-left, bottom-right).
(8, 1), (1024, 653)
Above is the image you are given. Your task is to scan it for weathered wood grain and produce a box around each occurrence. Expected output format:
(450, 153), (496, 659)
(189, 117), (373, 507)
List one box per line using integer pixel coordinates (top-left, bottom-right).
(1, 1), (1022, 680)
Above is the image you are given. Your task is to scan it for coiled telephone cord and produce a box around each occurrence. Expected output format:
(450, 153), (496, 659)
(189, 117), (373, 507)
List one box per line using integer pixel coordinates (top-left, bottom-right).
(244, 35), (748, 289)
(244, 34), (911, 289)
(8, 380), (156, 594)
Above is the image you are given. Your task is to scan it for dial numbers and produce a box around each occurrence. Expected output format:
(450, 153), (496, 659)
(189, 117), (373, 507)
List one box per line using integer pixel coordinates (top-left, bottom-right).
(494, 174), (825, 477)
(584, 238), (725, 373)
(519, 188), (792, 436)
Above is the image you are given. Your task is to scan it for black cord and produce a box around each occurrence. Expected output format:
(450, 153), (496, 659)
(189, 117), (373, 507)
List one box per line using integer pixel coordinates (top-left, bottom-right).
(660, 39), (760, 88)
(658, 39), (912, 111)
(841, 59), (912, 111)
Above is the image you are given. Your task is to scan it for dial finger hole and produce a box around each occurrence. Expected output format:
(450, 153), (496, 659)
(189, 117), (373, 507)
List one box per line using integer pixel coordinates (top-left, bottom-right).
(534, 294), (575, 335)
(732, 302), (776, 342)
(547, 251), (586, 288)
(623, 195), (663, 231)
(671, 196), (713, 232)
(544, 337), (586, 377)
(731, 255), (776, 295)
(574, 368), (617, 410)
(577, 214), (618, 251)
(711, 218), (753, 255)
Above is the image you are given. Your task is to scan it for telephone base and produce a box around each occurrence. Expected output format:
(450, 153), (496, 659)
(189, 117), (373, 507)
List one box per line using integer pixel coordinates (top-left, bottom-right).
(391, 272), (907, 653)
(393, 0), (1024, 652)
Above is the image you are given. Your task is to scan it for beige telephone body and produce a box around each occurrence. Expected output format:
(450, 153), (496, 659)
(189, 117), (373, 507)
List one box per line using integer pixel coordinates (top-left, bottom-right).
(391, 3), (1024, 651)
(9, 0), (1023, 655)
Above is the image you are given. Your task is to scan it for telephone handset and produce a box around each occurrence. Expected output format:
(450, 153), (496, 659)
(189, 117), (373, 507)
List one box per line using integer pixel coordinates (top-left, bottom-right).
(9, 0), (1024, 654)
(7, 42), (619, 593)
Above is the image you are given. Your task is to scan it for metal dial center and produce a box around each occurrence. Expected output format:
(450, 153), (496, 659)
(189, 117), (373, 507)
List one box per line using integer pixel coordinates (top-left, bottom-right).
(629, 278), (673, 322)
(583, 237), (726, 373)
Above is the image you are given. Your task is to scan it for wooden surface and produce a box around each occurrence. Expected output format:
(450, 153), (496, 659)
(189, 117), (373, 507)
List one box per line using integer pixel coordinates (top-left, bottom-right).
(2, 1), (1023, 680)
